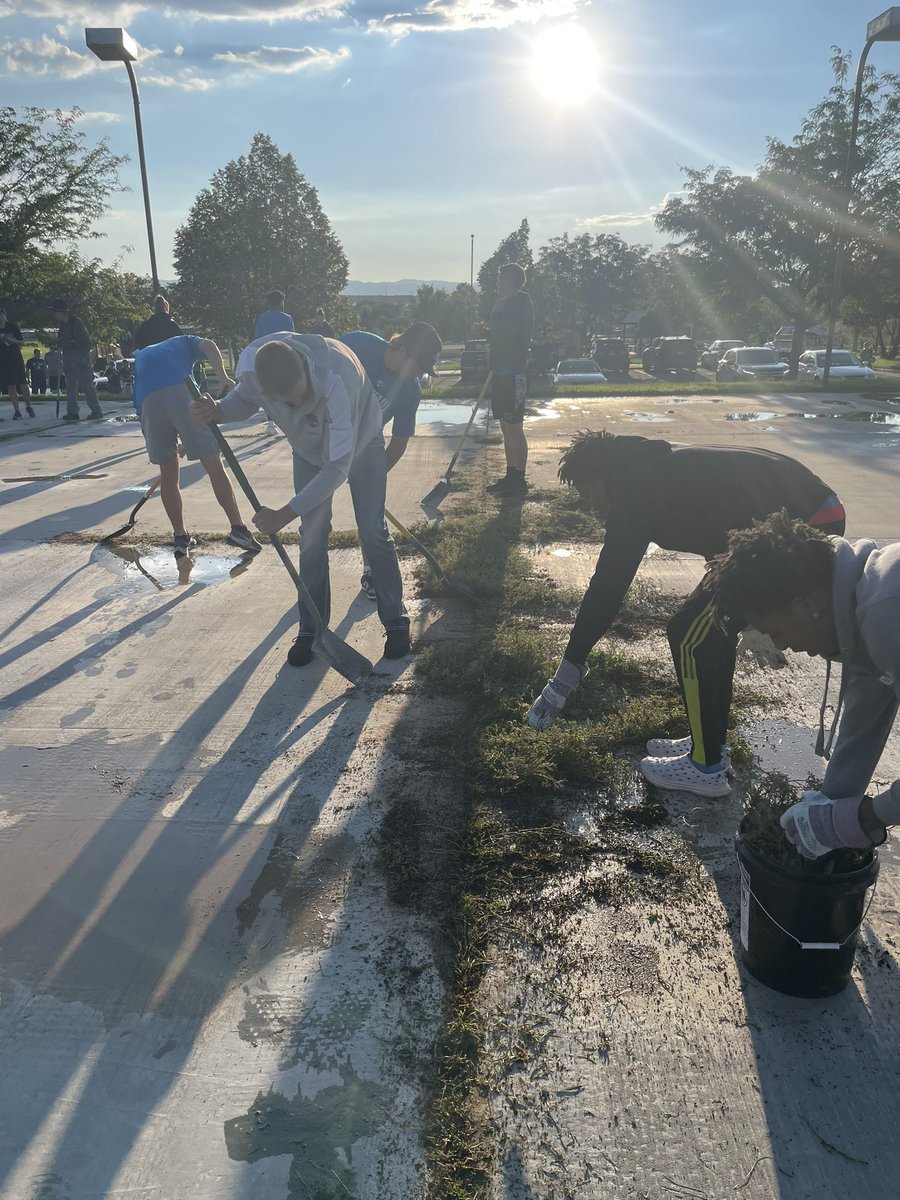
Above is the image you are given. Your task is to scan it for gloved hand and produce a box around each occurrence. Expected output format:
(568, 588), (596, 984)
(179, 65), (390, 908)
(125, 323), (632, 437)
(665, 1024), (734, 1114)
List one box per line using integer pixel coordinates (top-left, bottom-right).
(526, 658), (586, 730)
(780, 790), (887, 859)
(736, 628), (787, 668)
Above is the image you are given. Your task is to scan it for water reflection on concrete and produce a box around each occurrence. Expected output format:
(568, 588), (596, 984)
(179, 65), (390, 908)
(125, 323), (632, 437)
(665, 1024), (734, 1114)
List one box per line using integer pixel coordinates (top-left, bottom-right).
(93, 542), (257, 594)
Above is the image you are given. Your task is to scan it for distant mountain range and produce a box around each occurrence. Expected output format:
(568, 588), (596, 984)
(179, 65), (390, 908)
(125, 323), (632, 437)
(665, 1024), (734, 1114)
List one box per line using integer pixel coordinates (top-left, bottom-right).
(343, 279), (462, 296)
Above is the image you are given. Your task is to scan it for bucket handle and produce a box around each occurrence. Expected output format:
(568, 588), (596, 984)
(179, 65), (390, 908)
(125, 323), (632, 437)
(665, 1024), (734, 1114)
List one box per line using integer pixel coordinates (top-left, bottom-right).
(739, 860), (878, 951)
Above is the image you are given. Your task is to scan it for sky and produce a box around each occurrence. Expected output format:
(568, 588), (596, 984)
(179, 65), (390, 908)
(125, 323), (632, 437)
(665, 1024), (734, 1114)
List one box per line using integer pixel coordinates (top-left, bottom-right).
(0, 0), (884, 284)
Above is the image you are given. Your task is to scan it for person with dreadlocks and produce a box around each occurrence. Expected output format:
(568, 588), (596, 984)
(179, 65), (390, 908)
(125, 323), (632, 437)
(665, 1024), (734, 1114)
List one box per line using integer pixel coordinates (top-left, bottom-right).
(705, 510), (900, 855)
(526, 431), (846, 797)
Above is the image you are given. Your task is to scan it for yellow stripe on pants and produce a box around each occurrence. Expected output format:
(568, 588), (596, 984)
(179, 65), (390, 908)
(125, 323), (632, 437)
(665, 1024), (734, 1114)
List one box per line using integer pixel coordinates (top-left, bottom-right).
(679, 601), (716, 766)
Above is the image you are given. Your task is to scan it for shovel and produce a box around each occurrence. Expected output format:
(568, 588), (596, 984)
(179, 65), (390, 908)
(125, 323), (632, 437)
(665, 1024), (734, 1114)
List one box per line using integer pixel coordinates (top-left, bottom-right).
(101, 475), (161, 541)
(185, 377), (372, 686)
(383, 506), (478, 602)
(420, 371), (493, 507)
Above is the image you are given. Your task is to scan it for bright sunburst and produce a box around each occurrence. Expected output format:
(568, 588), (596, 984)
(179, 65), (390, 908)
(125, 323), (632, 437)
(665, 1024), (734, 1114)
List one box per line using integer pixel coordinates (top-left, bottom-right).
(530, 24), (601, 107)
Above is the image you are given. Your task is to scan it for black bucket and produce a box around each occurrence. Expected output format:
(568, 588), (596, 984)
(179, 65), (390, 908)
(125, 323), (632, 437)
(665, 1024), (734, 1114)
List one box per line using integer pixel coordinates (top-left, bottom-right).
(735, 835), (879, 998)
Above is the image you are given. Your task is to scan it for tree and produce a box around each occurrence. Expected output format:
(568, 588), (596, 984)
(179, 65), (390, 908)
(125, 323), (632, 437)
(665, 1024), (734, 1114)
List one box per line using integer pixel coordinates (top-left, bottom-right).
(173, 133), (349, 344)
(655, 52), (900, 369)
(0, 107), (125, 268)
(535, 232), (648, 340)
(476, 220), (533, 317)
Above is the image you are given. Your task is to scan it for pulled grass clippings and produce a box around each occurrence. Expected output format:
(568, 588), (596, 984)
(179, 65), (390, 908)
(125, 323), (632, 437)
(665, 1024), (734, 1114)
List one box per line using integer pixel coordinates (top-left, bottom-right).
(740, 770), (873, 874)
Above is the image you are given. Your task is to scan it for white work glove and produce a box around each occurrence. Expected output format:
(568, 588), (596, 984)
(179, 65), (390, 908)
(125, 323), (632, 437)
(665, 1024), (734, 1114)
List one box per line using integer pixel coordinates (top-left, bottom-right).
(526, 659), (586, 730)
(737, 628), (787, 668)
(780, 790), (887, 860)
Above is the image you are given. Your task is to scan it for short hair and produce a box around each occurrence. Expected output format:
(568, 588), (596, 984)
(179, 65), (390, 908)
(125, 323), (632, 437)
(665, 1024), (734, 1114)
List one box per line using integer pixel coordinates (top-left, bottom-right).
(558, 429), (616, 486)
(389, 321), (443, 372)
(254, 340), (304, 396)
(498, 262), (527, 290)
(153, 294), (170, 314)
(706, 509), (836, 618)
(266, 290), (285, 309)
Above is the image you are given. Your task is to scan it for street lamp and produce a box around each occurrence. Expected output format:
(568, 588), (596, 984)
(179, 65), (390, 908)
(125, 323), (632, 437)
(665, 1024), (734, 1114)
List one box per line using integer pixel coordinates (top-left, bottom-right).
(85, 27), (160, 294)
(470, 233), (475, 289)
(823, 7), (900, 383)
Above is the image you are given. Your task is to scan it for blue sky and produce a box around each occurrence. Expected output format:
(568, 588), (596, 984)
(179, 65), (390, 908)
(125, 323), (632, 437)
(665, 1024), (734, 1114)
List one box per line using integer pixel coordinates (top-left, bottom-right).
(0, 1), (882, 283)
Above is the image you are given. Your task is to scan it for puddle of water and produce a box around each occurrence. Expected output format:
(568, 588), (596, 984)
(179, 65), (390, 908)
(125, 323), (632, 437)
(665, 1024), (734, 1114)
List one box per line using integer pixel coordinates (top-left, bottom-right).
(654, 397), (692, 404)
(525, 405), (560, 422)
(624, 412), (673, 423)
(416, 402), (486, 426)
(550, 548), (572, 557)
(104, 414), (140, 424)
(725, 411), (780, 422)
(93, 543), (255, 592)
(2, 473), (109, 482)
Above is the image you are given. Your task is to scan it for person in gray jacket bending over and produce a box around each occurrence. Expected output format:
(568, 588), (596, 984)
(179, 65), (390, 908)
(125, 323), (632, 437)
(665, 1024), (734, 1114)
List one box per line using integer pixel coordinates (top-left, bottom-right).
(706, 510), (900, 858)
(191, 334), (411, 666)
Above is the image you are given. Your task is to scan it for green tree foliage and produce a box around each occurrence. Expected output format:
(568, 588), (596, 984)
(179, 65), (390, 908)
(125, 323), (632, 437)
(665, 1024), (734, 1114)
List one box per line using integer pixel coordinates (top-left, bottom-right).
(535, 232), (648, 339)
(0, 107), (125, 267)
(173, 133), (349, 343)
(656, 52), (900, 366)
(411, 283), (478, 341)
(476, 220), (533, 317)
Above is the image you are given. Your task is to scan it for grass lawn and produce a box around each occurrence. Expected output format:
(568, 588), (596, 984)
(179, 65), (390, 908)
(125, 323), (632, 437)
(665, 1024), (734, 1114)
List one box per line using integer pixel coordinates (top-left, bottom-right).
(423, 375), (900, 401)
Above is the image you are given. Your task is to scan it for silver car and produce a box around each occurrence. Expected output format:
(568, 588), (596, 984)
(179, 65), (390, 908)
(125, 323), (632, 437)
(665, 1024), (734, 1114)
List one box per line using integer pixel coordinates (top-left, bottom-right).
(716, 347), (789, 381)
(700, 339), (744, 370)
(798, 349), (876, 383)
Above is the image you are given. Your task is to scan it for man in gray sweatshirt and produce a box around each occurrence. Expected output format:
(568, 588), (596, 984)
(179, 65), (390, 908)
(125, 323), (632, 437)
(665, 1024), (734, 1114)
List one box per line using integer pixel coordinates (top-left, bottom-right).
(707, 510), (900, 856)
(191, 334), (410, 666)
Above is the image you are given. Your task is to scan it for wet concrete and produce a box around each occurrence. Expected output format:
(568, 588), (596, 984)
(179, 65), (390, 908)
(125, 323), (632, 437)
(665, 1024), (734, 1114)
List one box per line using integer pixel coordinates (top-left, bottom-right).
(93, 542), (257, 592)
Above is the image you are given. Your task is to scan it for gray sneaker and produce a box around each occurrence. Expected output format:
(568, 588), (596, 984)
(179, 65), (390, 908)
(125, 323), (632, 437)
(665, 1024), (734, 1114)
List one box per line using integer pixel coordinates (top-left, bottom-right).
(360, 569), (377, 601)
(173, 533), (197, 557)
(228, 525), (262, 553)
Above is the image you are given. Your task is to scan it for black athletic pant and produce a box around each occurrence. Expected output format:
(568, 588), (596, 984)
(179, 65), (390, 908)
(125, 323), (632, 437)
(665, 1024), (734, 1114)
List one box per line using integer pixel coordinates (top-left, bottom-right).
(667, 514), (846, 768)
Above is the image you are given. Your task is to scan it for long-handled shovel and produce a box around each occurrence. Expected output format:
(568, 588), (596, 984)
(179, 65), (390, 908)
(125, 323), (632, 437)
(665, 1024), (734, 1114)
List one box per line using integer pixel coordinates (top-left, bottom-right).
(185, 379), (372, 686)
(420, 371), (493, 507)
(383, 507), (478, 602)
(101, 475), (161, 541)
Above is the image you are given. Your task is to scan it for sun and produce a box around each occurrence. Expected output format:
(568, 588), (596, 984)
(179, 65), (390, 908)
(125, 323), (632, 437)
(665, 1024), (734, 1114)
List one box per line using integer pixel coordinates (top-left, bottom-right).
(530, 24), (601, 107)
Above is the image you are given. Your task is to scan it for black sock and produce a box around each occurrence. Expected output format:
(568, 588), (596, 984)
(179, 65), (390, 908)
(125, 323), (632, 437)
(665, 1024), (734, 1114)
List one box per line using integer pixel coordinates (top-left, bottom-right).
(509, 467), (525, 480)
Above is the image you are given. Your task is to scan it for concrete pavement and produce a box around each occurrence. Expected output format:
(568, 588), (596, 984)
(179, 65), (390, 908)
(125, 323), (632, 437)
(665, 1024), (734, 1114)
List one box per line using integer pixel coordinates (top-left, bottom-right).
(1, 388), (898, 1198)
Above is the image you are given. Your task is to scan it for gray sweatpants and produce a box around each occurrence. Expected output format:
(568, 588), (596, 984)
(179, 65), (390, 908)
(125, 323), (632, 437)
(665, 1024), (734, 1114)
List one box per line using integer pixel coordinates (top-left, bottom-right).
(63, 352), (100, 417)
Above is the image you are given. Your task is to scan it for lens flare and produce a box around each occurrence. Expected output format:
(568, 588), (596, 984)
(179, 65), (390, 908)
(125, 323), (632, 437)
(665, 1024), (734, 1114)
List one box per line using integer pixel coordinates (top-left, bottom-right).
(530, 24), (601, 107)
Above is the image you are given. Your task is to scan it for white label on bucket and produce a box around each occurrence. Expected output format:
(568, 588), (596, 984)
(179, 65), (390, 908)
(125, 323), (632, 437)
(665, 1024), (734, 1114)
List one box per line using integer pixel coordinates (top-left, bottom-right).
(739, 860), (750, 951)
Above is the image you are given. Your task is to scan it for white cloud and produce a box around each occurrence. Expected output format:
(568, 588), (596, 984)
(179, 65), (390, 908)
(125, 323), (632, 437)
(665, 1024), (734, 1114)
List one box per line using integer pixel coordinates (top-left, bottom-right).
(76, 110), (124, 124)
(1, 0), (345, 23)
(0, 35), (95, 78)
(580, 191), (687, 230)
(213, 45), (350, 74)
(142, 71), (216, 91)
(369, 0), (583, 36)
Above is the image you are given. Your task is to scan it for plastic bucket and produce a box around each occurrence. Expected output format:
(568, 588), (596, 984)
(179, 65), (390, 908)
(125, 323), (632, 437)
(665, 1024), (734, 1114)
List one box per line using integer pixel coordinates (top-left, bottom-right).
(735, 835), (879, 998)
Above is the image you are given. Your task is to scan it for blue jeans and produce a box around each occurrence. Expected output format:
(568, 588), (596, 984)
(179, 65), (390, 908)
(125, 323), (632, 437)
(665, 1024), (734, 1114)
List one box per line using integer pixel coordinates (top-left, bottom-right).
(63, 352), (100, 417)
(292, 435), (409, 637)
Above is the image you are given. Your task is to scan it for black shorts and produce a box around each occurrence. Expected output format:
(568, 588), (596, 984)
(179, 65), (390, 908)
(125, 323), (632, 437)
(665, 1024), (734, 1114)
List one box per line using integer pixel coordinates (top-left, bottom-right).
(0, 353), (26, 388)
(490, 373), (527, 423)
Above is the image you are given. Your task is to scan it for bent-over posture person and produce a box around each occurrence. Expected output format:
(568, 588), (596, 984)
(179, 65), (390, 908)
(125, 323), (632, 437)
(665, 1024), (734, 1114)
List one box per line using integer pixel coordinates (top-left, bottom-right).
(526, 432), (846, 797)
(134, 334), (260, 556)
(706, 512), (900, 856)
(192, 335), (411, 666)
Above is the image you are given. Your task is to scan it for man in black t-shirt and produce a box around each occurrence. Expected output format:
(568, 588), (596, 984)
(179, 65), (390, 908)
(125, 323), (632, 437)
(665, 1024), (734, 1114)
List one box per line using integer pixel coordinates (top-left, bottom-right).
(0, 307), (35, 420)
(526, 432), (846, 798)
(485, 263), (534, 501)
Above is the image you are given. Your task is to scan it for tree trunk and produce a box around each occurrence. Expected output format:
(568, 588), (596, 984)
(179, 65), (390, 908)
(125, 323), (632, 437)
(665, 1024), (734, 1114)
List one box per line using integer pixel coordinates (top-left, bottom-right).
(788, 321), (806, 377)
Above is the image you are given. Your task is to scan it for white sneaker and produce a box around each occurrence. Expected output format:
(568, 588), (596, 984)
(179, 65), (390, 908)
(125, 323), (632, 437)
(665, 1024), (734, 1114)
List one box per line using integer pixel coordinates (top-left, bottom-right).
(639, 752), (732, 798)
(360, 569), (377, 601)
(266, 421), (277, 436)
(646, 735), (731, 767)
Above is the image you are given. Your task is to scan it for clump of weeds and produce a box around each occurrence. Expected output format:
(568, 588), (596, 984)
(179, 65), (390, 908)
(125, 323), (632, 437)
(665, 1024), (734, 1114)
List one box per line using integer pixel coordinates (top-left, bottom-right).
(520, 486), (605, 545)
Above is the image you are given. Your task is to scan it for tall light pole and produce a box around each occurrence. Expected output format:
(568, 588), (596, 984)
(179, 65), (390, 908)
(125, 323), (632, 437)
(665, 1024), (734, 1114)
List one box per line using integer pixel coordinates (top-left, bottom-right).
(470, 233), (475, 289)
(85, 27), (160, 294)
(823, 7), (900, 383)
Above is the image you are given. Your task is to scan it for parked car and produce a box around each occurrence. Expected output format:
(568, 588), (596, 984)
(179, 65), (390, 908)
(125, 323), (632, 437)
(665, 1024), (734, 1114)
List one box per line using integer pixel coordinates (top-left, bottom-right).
(641, 336), (697, 374)
(551, 358), (607, 385)
(590, 337), (630, 377)
(459, 338), (489, 383)
(798, 349), (877, 383)
(716, 347), (789, 381)
(700, 339), (745, 370)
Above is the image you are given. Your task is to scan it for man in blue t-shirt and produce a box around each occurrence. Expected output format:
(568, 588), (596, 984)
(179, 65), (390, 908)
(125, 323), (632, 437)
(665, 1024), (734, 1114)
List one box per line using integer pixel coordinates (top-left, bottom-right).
(134, 334), (260, 556)
(340, 322), (442, 599)
(254, 290), (295, 340)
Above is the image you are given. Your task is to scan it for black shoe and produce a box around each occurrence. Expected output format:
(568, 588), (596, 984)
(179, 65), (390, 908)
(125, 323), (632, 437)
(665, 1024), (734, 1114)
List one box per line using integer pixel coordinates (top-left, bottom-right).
(502, 476), (528, 502)
(88, 411), (105, 421)
(12, 411), (22, 420)
(486, 475), (511, 495)
(63, 413), (80, 422)
(173, 533), (197, 557)
(287, 635), (315, 667)
(384, 629), (412, 659)
(26, 405), (35, 417)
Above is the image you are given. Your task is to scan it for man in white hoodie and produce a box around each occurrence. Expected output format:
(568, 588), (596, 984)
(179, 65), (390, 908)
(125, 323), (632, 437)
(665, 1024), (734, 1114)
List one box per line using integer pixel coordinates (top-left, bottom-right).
(707, 510), (900, 856)
(191, 334), (410, 665)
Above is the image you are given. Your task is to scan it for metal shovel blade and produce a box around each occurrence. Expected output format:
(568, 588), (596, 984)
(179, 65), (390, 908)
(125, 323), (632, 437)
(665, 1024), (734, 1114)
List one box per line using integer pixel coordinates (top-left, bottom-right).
(383, 506), (478, 603)
(313, 630), (374, 686)
(420, 478), (451, 507)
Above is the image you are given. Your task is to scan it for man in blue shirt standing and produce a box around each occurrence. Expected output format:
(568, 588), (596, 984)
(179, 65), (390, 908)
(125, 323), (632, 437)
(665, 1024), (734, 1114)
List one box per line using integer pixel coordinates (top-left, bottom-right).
(340, 322), (442, 599)
(134, 334), (260, 556)
(254, 291), (295, 339)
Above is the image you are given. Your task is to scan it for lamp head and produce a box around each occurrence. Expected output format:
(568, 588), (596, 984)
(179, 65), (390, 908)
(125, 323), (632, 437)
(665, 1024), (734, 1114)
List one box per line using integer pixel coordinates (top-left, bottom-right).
(867, 7), (900, 41)
(85, 27), (138, 62)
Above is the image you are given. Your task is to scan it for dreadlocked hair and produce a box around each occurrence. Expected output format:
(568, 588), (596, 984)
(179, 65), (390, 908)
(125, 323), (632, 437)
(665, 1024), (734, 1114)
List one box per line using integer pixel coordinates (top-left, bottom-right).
(558, 429), (616, 486)
(706, 509), (836, 620)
